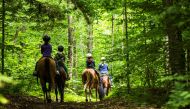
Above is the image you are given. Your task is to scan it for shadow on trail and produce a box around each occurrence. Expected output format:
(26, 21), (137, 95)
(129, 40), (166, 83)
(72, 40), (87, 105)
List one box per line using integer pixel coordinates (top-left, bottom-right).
(1, 95), (160, 109)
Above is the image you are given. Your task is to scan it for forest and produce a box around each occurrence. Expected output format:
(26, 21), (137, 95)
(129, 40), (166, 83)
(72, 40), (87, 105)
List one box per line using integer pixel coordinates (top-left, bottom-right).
(1, 0), (190, 109)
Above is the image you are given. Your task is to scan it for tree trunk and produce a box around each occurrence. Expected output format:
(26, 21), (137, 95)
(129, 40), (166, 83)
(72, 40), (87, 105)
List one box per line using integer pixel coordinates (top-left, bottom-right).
(1, 0), (5, 75)
(87, 23), (93, 53)
(143, 15), (151, 88)
(111, 14), (114, 75)
(73, 33), (77, 78)
(164, 36), (170, 75)
(166, 25), (185, 75)
(67, 0), (73, 79)
(163, 0), (185, 75)
(187, 49), (190, 72)
(14, 27), (20, 43)
(124, 0), (131, 93)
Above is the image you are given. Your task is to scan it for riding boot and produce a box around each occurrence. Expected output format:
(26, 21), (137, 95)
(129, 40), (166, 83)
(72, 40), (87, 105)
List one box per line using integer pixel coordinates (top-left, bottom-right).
(109, 76), (113, 87)
(33, 71), (37, 76)
(98, 75), (101, 85)
(63, 64), (70, 80)
(95, 70), (101, 84)
(33, 62), (38, 76)
(56, 62), (60, 75)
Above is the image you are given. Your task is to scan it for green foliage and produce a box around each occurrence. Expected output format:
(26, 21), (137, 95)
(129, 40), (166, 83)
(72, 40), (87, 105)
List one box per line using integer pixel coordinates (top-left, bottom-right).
(0, 75), (14, 104)
(166, 75), (190, 109)
(1, 0), (190, 108)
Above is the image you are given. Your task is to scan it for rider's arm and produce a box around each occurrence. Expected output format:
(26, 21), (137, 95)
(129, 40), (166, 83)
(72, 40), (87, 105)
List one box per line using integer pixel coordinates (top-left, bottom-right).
(86, 60), (88, 68)
(93, 60), (95, 68)
(98, 64), (101, 71)
(50, 44), (52, 54)
(41, 45), (44, 54)
(62, 53), (66, 62)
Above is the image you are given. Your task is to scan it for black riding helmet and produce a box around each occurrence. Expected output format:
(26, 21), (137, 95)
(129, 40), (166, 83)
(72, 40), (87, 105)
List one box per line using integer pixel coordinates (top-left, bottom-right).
(58, 45), (64, 52)
(43, 35), (51, 42)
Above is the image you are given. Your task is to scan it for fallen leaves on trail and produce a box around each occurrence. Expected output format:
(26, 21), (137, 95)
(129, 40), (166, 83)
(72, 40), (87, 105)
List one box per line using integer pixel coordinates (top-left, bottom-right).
(0, 95), (160, 109)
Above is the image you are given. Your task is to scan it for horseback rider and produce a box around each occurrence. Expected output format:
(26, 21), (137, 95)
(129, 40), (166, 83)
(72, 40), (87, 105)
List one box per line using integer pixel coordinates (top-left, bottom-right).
(98, 57), (109, 76)
(98, 57), (112, 86)
(86, 53), (100, 82)
(33, 35), (52, 76)
(54, 45), (69, 80)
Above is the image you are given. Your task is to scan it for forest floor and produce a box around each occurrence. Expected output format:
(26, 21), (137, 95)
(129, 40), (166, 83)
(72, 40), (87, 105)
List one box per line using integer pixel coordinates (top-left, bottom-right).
(0, 95), (161, 109)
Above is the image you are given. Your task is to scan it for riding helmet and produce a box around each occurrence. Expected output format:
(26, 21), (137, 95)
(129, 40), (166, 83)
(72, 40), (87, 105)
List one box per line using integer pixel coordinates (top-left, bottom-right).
(58, 45), (64, 52)
(43, 35), (51, 42)
(86, 53), (92, 58)
(101, 57), (106, 61)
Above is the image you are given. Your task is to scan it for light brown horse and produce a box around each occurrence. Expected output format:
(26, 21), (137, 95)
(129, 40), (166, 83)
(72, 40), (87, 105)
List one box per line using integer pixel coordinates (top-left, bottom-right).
(37, 57), (56, 103)
(55, 66), (66, 103)
(101, 74), (111, 96)
(82, 68), (99, 102)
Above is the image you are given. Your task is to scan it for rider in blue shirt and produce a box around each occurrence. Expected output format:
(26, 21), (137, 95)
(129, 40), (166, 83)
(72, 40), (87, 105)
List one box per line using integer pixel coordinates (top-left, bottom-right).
(98, 57), (112, 86)
(98, 57), (109, 75)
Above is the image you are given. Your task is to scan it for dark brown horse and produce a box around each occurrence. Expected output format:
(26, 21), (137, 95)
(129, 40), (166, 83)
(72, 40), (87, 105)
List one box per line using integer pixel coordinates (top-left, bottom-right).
(55, 66), (66, 103)
(82, 68), (99, 102)
(37, 57), (56, 103)
(101, 74), (111, 96)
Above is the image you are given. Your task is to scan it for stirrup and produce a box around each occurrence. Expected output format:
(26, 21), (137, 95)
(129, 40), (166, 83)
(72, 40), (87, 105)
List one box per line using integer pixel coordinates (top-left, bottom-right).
(33, 71), (37, 76)
(56, 70), (60, 75)
(66, 76), (70, 81)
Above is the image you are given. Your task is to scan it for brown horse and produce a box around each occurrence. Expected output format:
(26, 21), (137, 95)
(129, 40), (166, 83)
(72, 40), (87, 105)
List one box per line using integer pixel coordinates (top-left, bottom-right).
(37, 57), (56, 103)
(82, 68), (99, 102)
(101, 74), (111, 96)
(55, 66), (66, 103)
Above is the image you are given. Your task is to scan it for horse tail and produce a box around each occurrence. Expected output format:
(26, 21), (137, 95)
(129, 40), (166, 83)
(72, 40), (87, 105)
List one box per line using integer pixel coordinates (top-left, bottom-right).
(82, 71), (87, 85)
(83, 70), (93, 90)
(44, 58), (51, 83)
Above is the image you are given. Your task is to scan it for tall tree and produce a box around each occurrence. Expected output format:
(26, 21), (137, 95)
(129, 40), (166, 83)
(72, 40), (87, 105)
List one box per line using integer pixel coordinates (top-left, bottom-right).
(164, 0), (185, 75)
(1, 0), (5, 75)
(124, 0), (130, 93)
(67, 0), (74, 78)
(111, 14), (114, 75)
(70, 0), (95, 53)
(87, 23), (93, 53)
(73, 33), (78, 78)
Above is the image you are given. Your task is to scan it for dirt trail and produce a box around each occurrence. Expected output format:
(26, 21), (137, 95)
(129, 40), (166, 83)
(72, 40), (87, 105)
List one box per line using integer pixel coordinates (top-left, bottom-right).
(0, 95), (160, 109)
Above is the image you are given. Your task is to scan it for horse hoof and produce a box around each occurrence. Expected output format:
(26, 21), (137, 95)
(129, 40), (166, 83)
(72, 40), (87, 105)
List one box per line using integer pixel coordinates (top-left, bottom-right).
(47, 99), (52, 103)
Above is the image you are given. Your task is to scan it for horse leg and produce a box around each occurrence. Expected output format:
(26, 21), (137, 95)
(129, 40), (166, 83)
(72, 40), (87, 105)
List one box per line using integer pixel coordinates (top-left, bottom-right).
(41, 81), (47, 103)
(85, 88), (88, 102)
(96, 87), (98, 102)
(89, 88), (92, 102)
(43, 88), (47, 103)
(104, 88), (107, 96)
(47, 83), (52, 103)
(55, 83), (58, 102)
(59, 84), (63, 103)
(61, 81), (65, 102)
(107, 87), (109, 96)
